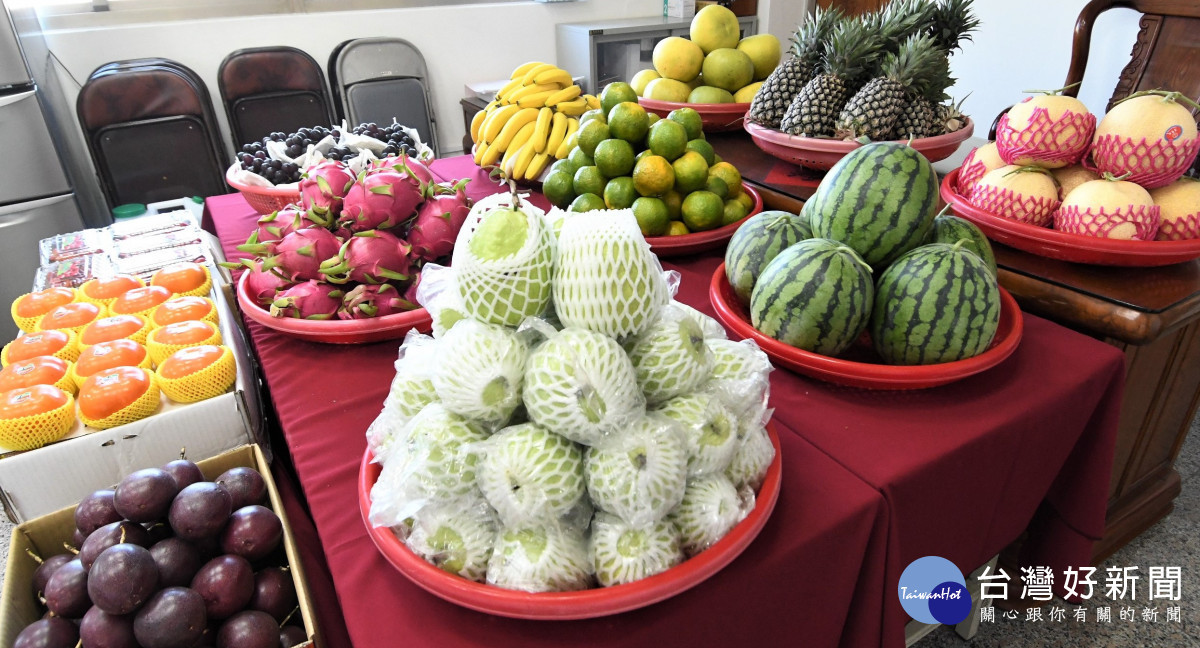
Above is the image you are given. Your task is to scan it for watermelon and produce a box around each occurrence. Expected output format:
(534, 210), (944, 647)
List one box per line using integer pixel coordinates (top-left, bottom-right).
(749, 238), (874, 356)
(871, 242), (1001, 365)
(925, 212), (997, 276)
(724, 210), (812, 304)
(808, 142), (938, 267)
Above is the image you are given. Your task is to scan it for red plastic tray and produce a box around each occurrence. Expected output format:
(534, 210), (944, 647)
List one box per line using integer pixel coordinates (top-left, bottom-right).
(744, 118), (975, 171)
(637, 97), (749, 132)
(235, 272), (431, 344)
(709, 263), (1023, 390)
(941, 168), (1200, 267)
(646, 185), (763, 257)
(358, 424), (782, 620)
(226, 164), (302, 216)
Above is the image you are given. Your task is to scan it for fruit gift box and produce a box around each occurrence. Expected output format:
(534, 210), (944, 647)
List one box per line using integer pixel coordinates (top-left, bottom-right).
(0, 273), (266, 524)
(0, 444), (319, 648)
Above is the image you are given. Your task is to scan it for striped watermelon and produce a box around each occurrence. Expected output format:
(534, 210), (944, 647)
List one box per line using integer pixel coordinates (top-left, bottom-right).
(749, 238), (874, 356)
(871, 242), (1001, 365)
(925, 212), (997, 276)
(808, 142), (938, 267)
(725, 210), (812, 304)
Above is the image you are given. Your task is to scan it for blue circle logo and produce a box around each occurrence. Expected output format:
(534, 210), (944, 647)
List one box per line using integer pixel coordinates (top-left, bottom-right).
(898, 556), (970, 625)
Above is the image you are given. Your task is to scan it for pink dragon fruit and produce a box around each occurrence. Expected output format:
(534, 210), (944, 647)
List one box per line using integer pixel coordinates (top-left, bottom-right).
(269, 281), (344, 320)
(336, 283), (418, 319)
(318, 229), (413, 284)
(262, 227), (343, 282)
(403, 273), (421, 307)
(372, 152), (435, 189)
(226, 258), (295, 307)
(299, 161), (356, 227)
(408, 181), (472, 262)
(236, 206), (308, 256)
(338, 168), (424, 233)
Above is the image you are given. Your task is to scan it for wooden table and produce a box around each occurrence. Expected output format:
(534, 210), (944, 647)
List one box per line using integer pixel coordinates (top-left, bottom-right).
(708, 131), (1200, 563)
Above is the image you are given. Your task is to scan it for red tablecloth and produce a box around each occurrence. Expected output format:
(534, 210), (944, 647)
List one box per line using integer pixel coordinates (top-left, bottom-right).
(205, 156), (1125, 648)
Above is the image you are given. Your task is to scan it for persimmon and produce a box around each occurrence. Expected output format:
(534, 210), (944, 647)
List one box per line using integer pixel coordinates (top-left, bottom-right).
(78, 366), (153, 421)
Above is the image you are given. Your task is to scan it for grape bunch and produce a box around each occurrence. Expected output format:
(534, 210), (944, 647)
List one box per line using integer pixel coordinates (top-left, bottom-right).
(19, 458), (307, 648)
(237, 122), (420, 184)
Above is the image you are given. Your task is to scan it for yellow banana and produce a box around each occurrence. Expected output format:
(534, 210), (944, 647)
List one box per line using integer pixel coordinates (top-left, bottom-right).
(533, 67), (573, 87)
(510, 61), (545, 80)
(491, 107), (539, 150)
(481, 104), (521, 144)
(545, 111), (568, 157)
(531, 107), (553, 154)
(555, 97), (588, 116)
(508, 120), (537, 153)
(544, 84), (582, 107)
(520, 62), (557, 86)
(480, 140), (502, 167)
(554, 118), (580, 159)
(473, 140), (489, 165)
(525, 152), (551, 181)
(469, 109), (488, 144)
(495, 77), (525, 103)
(502, 145), (519, 178)
(513, 140), (538, 180)
(508, 83), (558, 103)
(518, 90), (557, 109)
(584, 94), (601, 109)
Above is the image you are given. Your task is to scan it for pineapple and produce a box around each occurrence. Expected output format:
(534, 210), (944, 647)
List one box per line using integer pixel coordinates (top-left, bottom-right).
(779, 19), (877, 137)
(835, 34), (945, 140)
(893, 51), (954, 139)
(925, 0), (981, 53)
(935, 96), (969, 136)
(747, 7), (842, 129)
(894, 0), (979, 138)
(872, 0), (936, 59)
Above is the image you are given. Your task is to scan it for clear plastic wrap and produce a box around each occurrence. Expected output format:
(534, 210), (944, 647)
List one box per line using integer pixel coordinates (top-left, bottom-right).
(413, 263), (468, 339)
(39, 229), (111, 264)
(432, 319), (527, 429)
(365, 329), (441, 457)
(583, 413), (687, 527)
(33, 255), (114, 291)
(671, 300), (727, 340)
(725, 424), (775, 492)
(114, 228), (204, 258)
(404, 496), (497, 582)
(486, 522), (593, 593)
(704, 338), (773, 424)
(590, 511), (684, 588)
(668, 472), (750, 557)
(115, 245), (210, 281)
(522, 326), (645, 446)
(452, 192), (556, 327)
(626, 303), (715, 406)
(552, 210), (669, 340)
(109, 212), (194, 240)
(654, 393), (739, 478)
(476, 423), (585, 527)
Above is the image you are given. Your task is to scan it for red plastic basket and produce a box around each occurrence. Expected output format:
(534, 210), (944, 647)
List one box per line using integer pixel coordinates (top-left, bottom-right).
(645, 185), (763, 257)
(744, 118), (975, 171)
(226, 164), (302, 215)
(636, 98), (750, 132)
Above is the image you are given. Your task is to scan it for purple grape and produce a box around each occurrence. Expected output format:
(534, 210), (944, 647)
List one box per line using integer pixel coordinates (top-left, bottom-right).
(220, 506), (282, 561)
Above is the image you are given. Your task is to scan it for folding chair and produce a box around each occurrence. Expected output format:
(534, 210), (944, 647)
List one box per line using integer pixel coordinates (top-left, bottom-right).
(218, 46), (333, 152)
(330, 37), (440, 156)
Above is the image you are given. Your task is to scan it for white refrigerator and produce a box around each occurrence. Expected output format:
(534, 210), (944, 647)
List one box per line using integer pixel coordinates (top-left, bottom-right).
(0, 2), (98, 342)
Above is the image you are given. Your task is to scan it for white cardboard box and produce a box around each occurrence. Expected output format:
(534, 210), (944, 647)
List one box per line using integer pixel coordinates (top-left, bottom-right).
(0, 266), (266, 523)
(664, 0), (696, 18)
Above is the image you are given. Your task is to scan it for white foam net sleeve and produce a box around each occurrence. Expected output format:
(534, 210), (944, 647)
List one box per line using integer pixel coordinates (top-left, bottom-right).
(667, 472), (748, 557)
(703, 338), (773, 426)
(404, 495), (497, 583)
(432, 319), (528, 429)
(590, 511), (683, 588)
(583, 413), (687, 527)
(671, 300), (728, 340)
(552, 210), (669, 341)
(486, 521), (593, 593)
(452, 192), (556, 327)
(476, 422), (585, 528)
(654, 393), (739, 478)
(726, 424), (775, 492)
(365, 329), (441, 459)
(414, 263), (468, 339)
(522, 327), (646, 447)
(626, 302), (715, 406)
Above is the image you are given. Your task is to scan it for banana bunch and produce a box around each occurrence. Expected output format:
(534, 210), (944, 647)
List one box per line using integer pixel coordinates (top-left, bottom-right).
(470, 61), (600, 181)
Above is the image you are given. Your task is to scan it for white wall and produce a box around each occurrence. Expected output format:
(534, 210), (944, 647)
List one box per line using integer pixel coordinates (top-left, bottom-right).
(949, 0), (1141, 136)
(42, 0), (663, 158)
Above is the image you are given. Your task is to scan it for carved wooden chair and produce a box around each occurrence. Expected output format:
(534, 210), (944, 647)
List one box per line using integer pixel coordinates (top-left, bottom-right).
(991, 0), (1200, 177)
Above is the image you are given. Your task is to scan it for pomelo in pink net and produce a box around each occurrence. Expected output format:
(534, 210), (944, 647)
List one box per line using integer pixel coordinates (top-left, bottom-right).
(1054, 175), (1160, 241)
(969, 164), (1060, 227)
(996, 94), (1096, 169)
(1148, 177), (1200, 241)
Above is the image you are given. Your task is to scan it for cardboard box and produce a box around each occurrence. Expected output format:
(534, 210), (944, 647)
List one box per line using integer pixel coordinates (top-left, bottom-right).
(0, 444), (319, 648)
(696, 0), (758, 17)
(664, 0), (696, 19)
(0, 265), (266, 523)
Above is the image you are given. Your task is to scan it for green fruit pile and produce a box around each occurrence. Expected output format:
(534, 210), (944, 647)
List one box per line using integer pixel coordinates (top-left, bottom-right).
(543, 83), (755, 238)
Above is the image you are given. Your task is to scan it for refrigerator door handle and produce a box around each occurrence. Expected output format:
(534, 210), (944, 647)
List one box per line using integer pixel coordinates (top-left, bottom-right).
(0, 192), (74, 219)
(0, 88), (35, 108)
